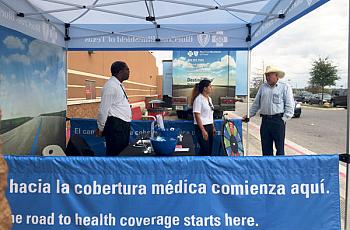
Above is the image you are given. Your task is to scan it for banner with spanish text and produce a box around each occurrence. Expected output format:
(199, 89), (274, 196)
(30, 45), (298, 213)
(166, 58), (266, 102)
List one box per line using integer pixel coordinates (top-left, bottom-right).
(5, 154), (340, 229)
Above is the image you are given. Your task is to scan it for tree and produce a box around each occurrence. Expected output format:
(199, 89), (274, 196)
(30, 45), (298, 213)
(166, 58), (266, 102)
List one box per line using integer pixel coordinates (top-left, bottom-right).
(309, 57), (339, 100)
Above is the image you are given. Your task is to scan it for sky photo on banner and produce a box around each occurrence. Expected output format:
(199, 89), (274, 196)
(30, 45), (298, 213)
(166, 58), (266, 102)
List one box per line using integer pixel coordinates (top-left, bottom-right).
(173, 51), (236, 86)
(0, 25), (66, 155)
(0, 26), (66, 119)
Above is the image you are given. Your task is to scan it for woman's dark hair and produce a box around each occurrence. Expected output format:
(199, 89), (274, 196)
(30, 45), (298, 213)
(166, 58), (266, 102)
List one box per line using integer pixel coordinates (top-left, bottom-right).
(190, 79), (211, 106)
(111, 61), (127, 77)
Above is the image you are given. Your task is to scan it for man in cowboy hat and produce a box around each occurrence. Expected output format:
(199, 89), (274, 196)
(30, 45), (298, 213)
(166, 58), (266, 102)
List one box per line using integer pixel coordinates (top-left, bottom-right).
(243, 65), (295, 156)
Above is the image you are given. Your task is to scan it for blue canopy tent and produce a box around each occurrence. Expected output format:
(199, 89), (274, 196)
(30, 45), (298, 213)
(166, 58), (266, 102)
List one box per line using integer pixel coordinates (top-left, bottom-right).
(0, 0), (328, 50)
(1, 0), (349, 229)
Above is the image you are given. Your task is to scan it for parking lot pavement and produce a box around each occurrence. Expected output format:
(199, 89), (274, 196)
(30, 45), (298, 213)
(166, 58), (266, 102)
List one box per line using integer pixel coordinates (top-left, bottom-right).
(224, 111), (318, 156)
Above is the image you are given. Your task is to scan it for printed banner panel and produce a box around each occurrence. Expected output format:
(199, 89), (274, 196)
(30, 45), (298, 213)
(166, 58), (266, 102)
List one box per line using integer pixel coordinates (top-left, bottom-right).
(5, 154), (340, 229)
(0, 25), (67, 155)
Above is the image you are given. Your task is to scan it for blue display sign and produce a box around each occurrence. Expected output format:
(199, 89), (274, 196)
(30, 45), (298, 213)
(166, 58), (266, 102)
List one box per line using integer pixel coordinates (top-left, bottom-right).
(5, 154), (340, 229)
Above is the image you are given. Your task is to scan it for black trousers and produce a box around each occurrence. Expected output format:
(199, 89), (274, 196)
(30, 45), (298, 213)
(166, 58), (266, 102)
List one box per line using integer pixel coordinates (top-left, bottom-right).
(195, 124), (213, 156)
(103, 116), (130, 156)
(260, 115), (286, 156)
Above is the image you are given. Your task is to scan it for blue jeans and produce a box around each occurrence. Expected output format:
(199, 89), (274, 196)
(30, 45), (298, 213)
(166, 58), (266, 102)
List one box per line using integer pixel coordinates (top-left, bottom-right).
(260, 115), (285, 156)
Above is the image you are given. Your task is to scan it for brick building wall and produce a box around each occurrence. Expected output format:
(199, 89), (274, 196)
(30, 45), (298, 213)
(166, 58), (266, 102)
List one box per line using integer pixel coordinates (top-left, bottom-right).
(67, 51), (163, 119)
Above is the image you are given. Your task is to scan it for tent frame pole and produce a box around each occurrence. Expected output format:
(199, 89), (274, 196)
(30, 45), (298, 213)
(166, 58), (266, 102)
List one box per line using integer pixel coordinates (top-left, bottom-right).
(345, 1), (350, 229)
(246, 49), (251, 156)
(345, 0), (350, 222)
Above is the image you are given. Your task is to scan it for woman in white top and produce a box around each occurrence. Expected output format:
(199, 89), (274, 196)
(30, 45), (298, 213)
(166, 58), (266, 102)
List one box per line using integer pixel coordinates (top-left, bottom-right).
(191, 79), (216, 156)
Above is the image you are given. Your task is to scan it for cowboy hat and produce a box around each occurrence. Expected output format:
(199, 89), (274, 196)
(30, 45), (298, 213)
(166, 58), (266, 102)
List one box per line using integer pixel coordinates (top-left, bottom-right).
(264, 65), (285, 79)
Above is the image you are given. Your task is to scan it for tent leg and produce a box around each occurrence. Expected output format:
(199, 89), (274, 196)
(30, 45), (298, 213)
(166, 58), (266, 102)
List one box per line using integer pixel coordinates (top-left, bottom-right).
(245, 49), (251, 156)
(344, 2), (350, 229)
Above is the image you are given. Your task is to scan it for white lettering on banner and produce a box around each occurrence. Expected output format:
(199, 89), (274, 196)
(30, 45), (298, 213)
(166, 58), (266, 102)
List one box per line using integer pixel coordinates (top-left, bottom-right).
(187, 58), (205, 62)
(74, 127), (112, 135)
(75, 213), (116, 227)
(56, 180), (70, 194)
(11, 214), (23, 224)
(163, 36), (193, 43)
(9, 179), (51, 194)
(211, 180), (286, 196)
(183, 215), (221, 227)
(26, 213), (55, 225)
(74, 128), (80, 134)
(58, 214), (71, 225)
(224, 213), (257, 227)
(290, 179), (328, 198)
(41, 22), (58, 43)
(82, 129), (95, 135)
(0, 7), (15, 21)
(0, 6), (58, 43)
(14, 18), (41, 34)
(8, 178), (330, 198)
(152, 179), (207, 195)
(131, 130), (152, 136)
(84, 35), (193, 44)
(73, 181), (147, 195)
(120, 215), (180, 229)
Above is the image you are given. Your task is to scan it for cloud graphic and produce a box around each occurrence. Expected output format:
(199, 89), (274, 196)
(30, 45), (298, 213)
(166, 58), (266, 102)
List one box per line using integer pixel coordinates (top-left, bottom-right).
(34, 66), (50, 79)
(209, 55), (236, 70)
(3, 36), (26, 50)
(2, 53), (31, 65)
(173, 55), (236, 73)
(173, 58), (194, 69)
(28, 39), (61, 61)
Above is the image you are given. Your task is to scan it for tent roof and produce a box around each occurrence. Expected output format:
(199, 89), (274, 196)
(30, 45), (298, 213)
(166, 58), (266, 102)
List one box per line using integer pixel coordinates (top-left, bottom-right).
(0, 0), (329, 50)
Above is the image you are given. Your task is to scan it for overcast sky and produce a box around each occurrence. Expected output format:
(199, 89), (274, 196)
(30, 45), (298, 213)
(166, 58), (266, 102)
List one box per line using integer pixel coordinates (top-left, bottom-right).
(251, 0), (348, 89)
(152, 0), (348, 89)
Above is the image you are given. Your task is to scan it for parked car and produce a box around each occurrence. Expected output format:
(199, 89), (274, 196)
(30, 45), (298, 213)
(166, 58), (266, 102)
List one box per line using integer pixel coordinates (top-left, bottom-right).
(294, 95), (303, 103)
(295, 91), (313, 103)
(331, 89), (347, 107)
(293, 100), (301, 118)
(309, 93), (332, 105)
(303, 93), (314, 104)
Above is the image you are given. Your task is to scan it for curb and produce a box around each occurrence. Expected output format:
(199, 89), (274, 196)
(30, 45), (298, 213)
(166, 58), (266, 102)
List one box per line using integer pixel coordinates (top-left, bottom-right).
(302, 105), (346, 111)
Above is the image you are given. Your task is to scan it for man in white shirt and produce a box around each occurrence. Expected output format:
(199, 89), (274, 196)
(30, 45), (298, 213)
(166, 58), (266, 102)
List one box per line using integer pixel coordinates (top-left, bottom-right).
(96, 61), (132, 156)
(243, 66), (294, 156)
